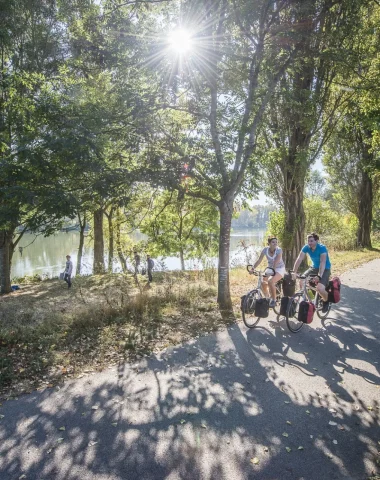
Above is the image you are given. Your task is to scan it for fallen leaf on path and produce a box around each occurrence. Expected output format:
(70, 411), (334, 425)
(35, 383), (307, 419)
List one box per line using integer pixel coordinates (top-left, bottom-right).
(57, 438), (64, 443)
(251, 457), (259, 465)
(180, 419), (186, 424)
(286, 421), (292, 425)
(286, 447), (292, 453)
(313, 368), (318, 371)
(201, 423), (207, 429)
(284, 401), (290, 404)
(333, 440), (338, 445)
(0, 415), (4, 419)
(282, 432), (289, 437)
(59, 427), (66, 431)
(298, 446), (304, 450)
(306, 410), (310, 414)
(111, 423), (117, 427)
(89, 441), (98, 446)
(91, 406), (99, 410)
(19, 475), (26, 479)
(329, 421), (337, 426)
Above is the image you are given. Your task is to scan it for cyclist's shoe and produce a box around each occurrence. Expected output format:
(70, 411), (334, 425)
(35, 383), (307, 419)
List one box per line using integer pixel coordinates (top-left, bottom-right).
(269, 299), (276, 308)
(322, 301), (329, 313)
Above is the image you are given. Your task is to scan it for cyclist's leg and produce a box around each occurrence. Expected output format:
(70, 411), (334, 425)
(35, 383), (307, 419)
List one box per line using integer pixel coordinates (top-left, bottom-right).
(268, 272), (283, 300)
(316, 269), (331, 301)
(261, 276), (269, 297)
(301, 267), (318, 289)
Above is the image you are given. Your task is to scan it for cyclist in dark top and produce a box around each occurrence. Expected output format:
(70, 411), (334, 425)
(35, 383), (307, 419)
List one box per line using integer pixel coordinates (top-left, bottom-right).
(292, 233), (331, 312)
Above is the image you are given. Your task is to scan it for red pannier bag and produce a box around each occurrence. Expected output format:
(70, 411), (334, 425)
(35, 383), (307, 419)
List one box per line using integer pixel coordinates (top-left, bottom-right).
(298, 300), (316, 324)
(328, 277), (341, 303)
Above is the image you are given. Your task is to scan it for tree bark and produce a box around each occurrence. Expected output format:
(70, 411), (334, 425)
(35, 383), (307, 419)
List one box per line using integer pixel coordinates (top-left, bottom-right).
(217, 197), (233, 313)
(0, 230), (13, 294)
(357, 169), (373, 248)
(116, 222), (127, 273)
(107, 207), (115, 274)
(179, 247), (185, 271)
(93, 208), (105, 274)
(282, 183), (306, 268)
(76, 214), (86, 275)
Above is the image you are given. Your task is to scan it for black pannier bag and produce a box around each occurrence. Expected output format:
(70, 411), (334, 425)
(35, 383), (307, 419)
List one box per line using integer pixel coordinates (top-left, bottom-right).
(282, 273), (296, 297)
(280, 296), (297, 317)
(280, 296), (289, 316)
(254, 298), (269, 318)
(298, 300), (316, 324)
(241, 293), (256, 313)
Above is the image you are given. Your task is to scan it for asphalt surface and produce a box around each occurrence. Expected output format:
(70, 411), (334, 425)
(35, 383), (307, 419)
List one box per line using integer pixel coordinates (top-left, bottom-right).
(1, 259), (380, 480)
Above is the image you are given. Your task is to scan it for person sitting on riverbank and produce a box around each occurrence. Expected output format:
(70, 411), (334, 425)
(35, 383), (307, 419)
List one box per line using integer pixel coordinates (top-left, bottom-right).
(64, 255), (73, 289)
(249, 236), (286, 307)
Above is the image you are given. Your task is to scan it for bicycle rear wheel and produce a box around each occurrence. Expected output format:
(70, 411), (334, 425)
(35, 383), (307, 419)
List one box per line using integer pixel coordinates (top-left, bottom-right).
(242, 290), (261, 328)
(315, 292), (331, 319)
(273, 283), (282, 315)
(286, 293), (304, 333)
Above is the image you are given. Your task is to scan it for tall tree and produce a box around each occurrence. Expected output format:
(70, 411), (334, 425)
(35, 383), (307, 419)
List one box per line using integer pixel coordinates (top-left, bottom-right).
(142, 0), (319, 313)
(258, 0), (367, 266)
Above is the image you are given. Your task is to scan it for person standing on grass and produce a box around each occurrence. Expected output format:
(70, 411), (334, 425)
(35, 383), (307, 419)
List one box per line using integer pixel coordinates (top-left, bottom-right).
(249, 236), (286, 308)
(147, 255), (155, 282)
(133, 250), (141, 275)
(64, 255), (73, 289)
(291, 232), (331, 312)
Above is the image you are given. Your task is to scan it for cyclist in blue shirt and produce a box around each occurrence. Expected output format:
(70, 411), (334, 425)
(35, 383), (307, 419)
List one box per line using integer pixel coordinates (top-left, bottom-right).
(292, 232), (331, 312)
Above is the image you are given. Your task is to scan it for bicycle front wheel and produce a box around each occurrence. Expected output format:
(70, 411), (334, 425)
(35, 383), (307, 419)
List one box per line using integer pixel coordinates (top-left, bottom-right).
(315, 293), (331, 319)
(286, 293), (304, 333)
(242, 290), (261, 328)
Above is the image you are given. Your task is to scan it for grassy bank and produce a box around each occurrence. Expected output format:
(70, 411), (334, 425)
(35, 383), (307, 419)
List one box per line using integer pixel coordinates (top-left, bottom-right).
(1, 247), (379, 399)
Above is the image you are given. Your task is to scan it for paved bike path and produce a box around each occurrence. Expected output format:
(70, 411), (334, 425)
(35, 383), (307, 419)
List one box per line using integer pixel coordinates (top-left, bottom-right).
(1, 260), (379, 480)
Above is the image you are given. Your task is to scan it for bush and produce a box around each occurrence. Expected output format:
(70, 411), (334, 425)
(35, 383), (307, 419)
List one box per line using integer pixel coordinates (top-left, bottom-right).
(266, 199), (359, 250)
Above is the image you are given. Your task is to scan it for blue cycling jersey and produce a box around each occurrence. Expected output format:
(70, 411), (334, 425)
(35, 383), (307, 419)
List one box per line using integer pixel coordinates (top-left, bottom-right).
(301, 243), (331, 269)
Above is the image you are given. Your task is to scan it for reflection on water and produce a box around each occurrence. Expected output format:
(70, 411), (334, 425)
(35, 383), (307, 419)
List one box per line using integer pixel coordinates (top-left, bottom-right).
(12, 229), (266, 279)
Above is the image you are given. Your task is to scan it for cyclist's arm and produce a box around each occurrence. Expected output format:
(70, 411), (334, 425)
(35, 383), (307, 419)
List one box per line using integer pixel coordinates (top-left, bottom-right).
(273, 251), (282, 269)
(292, 251), (306, 274)
(252, 249), (265, 270)
(318, 253), (327, 278)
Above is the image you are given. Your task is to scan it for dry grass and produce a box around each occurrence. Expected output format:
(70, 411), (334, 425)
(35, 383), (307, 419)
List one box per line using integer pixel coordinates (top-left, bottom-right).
(1, 247), (379, 399)
(0, 272), (227, 399)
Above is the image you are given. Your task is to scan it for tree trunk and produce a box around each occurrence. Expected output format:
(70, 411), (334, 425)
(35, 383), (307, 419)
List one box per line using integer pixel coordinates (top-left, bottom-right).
(0, 230), (13, 294)
(76, 214), (86, 276)
(107, 207), (115, 274)
(282, 184), (306, 268)
(357, 170), (373, 248)
(93, 208), (105, 274)
(217, 197), (233, 314)
(179, 247), (185, 271)
(116, 222), (127, 273)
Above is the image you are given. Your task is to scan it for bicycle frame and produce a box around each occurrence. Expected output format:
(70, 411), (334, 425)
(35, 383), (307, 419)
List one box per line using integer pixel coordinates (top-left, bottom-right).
(297, 274), (320, 306)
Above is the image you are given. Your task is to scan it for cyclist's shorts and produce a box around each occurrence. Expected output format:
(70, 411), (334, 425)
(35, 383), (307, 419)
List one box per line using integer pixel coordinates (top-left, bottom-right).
(303, 267), (331, 287)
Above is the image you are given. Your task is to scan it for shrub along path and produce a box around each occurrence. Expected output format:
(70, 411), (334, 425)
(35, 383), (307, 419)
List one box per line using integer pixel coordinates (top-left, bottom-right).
(0, 259), (379, 479)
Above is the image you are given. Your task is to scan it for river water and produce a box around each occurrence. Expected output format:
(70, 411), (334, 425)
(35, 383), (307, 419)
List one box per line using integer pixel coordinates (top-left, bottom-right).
(11, 229), (266, 279)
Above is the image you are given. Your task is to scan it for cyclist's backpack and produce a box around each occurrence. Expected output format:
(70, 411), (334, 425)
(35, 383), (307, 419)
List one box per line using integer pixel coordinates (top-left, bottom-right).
(254, 298), (269, 318)
(298, 300), (316, 324)
(327, 277), (341, 303)
(282, 273), (296, 297)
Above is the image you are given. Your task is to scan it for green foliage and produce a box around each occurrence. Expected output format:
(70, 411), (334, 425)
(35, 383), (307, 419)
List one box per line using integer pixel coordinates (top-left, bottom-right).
(140, 191), (219, 267)
(267, 199), (359, 250)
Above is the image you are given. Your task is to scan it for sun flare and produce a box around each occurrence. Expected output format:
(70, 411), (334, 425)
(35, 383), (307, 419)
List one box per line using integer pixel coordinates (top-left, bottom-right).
(168, 28), (193, 54)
